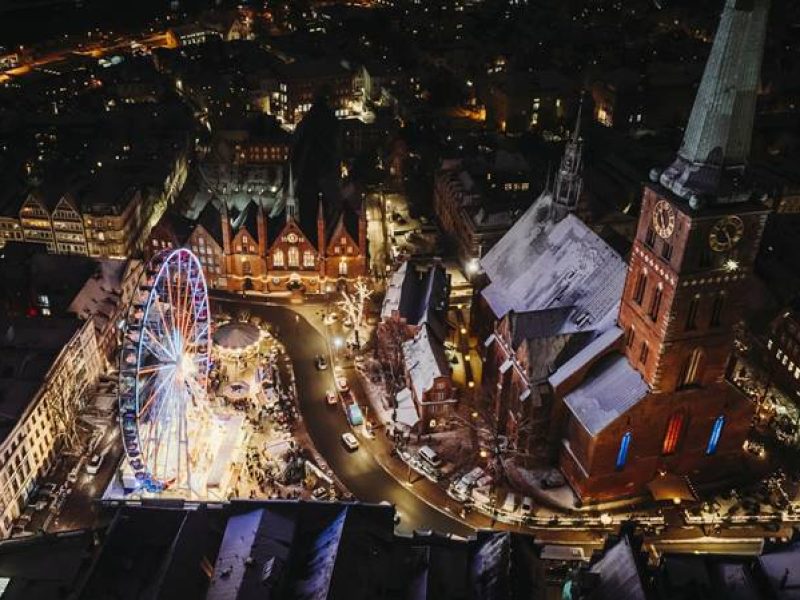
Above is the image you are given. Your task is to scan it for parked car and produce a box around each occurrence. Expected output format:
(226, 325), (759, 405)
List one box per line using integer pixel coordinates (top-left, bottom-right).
(312, 486), (329, 500)
(418, 446), (441, 468)
(336, 377), (349, 392)
(315, 355), (328, 370)
(521, 496), (534, 513)
(86, 453), (104, 475)
(325, 390), (337, 405)
(341, 432), (359, 451)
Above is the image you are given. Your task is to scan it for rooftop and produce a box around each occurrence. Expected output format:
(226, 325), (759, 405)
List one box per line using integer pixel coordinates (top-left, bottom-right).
(562, 353), (648, 436)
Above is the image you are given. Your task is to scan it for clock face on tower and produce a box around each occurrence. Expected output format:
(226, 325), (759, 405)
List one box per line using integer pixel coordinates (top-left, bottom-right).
(709, 216), (744, 252)
(652, 200), (675, 238)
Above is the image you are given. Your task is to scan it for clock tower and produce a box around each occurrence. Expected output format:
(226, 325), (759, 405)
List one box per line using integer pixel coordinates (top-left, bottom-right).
(618, 188), (767, 393)
(619, 0), (770, 394)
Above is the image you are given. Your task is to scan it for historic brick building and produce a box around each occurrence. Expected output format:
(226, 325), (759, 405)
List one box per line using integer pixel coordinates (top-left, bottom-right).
(558, 0), (771, 502)
(149, 173), (368, 294)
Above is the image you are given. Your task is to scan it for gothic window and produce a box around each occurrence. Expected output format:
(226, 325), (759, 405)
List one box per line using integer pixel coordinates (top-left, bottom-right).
(645, 227), (656, 247)
(705, 416), (725, 455)
(625, 327), (635, 349)
(662, 412), (685, 455)
(303, 250), (315, 268)
(633, 272), (647, 305)
(685, 295), (700, 330)
(288, 246), (299, 267)
(639, 341), (649, 365)
(242, 259), (251, 275)
(678, 348), (703, 388)
(615, 432), (632, 470)
(710, 293), (725, 327)
(273, 249), (284, 267)
(661, 241), (673, 261)
(649, 285), (663, 321)
(339, 259), (348, 276)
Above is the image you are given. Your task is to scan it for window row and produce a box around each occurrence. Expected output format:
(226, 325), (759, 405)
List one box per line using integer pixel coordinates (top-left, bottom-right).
(615, 415), (726, 469)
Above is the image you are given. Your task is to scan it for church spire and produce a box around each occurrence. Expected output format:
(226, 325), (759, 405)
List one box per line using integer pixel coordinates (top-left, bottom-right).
(550, 96), (584, 223)
(285, 163), (297, 222)
(659, 0), (769, 206)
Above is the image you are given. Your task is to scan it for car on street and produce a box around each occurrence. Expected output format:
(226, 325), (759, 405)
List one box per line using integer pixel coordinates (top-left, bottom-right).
(521, 496), (534, 513)
(325, 390), (337, 405)
(315, 355), (328, 370)
(86, 453), (104, 475)
(336, 377), (349, 392)
(341, 432), (359, 451)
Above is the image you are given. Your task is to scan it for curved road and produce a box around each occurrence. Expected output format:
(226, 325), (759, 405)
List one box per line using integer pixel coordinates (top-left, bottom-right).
(214, 296), (472, 537)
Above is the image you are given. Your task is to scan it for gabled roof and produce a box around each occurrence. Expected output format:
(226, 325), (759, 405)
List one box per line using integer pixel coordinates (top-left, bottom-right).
(381, 261), (450, 340)
(196, 200), (224, 246)
(588, 536), (647, 600)
(481, 210), (626, 336)
(230, 200), (259, 239)
(403, 325), (451, 401)
(563, 353), (648, 436)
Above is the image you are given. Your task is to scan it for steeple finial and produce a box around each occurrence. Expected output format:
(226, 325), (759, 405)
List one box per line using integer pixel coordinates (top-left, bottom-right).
(285, 163), (297, 222)
(571, 94), (583, 144)
(659, 0), (770, 205)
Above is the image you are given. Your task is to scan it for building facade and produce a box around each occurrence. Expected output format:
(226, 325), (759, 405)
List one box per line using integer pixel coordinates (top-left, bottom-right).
(0, 317), (101, 538)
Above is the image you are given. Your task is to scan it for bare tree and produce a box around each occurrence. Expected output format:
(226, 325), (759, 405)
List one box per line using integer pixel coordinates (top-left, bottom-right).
(337, 278), (372, 329)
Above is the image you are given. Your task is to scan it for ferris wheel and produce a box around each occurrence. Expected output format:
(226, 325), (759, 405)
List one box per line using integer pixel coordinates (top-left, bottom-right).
(118, 248), (210, 493)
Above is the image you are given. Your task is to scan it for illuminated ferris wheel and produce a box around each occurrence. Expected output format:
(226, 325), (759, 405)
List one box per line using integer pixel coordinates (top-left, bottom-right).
(118, 248), (210, 493)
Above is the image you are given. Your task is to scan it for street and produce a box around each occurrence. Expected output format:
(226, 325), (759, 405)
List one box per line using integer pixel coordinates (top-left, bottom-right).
(212, 294), (473, 537)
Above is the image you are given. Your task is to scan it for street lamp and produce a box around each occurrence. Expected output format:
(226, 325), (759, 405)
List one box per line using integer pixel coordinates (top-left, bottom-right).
(333, 336), (343, 350)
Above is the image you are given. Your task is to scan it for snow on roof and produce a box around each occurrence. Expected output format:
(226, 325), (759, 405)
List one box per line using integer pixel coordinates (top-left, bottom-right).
(207, 509), (262, 599)
(757, 544), (800, 599)
(481, 211), (626, 336)
(403, 326), (449, 402)
(589, 536), (647, 600)
(67, 259), (132, 323)
(380, 261), (408, 319)
(480, 190), (554, 283)
(294, 508), (348, 600)
(563, 353), (648, 436)
(548, 326), (623, 388)
(395, 388), (420, 429)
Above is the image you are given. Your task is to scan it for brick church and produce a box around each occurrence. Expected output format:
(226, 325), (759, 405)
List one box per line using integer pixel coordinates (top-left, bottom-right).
(480, 0), (770, 503)
(149, 170), (368, 294)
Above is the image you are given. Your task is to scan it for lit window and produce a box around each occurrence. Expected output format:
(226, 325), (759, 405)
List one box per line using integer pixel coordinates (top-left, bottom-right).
(288, 246), (299, 267)
(679, 348), (703, 388)
(706, 416), (725, 455)
(616, 432), (631, 470)
(273, 249), (284, 267)
(303, 250), (315, 268)
(662, 412), (684, 455)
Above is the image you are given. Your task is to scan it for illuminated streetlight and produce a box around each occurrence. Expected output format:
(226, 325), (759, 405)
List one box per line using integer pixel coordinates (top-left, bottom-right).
(465, 258), (480, 276)
(333, 336), (343, 349)
(724, 258), (739, 272)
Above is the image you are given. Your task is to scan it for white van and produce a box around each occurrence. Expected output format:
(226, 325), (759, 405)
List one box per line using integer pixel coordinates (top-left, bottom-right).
(418, 446), (441, 468)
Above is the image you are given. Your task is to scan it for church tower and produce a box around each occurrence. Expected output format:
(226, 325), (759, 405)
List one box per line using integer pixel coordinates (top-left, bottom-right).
(618, 0), (770, 394)
(550, 99), (584, 223)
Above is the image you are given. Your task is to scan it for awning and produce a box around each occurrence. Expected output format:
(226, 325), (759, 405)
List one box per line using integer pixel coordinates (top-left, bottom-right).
(647, 472), (696, 503)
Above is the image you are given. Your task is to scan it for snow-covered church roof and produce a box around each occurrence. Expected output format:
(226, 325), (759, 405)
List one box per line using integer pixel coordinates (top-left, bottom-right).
(562, 354), (648, 436)
(480, 198), (626, 335)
